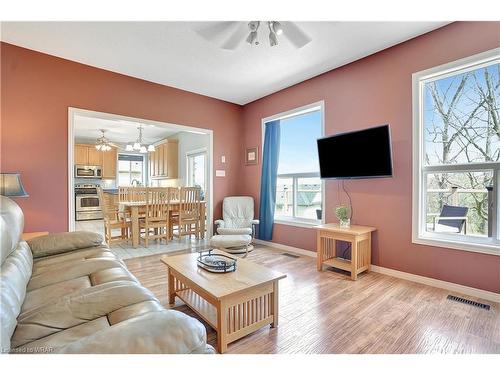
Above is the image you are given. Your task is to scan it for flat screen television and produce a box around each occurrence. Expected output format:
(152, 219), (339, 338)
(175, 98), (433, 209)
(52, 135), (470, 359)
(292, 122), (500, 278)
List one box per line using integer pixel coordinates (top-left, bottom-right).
(317, 124), (393, 179)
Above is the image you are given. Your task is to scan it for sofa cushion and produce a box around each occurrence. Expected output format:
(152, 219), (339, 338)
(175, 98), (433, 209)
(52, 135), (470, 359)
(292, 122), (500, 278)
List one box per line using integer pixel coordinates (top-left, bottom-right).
(28, 231), (103, 259)
(32, 246), (116, 275)
(11, 281), (158, 349)
(27, 258), (130, 291)
(52, 310), (215, 354)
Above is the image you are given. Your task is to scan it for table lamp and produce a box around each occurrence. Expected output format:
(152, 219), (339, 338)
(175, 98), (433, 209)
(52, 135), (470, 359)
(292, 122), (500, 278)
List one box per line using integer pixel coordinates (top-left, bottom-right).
(0, 173), (29, 197)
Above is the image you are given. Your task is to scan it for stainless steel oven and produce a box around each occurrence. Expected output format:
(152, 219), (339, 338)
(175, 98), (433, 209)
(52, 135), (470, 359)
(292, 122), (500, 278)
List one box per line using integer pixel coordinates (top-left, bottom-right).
(75, 165), (102, 179)
(75, 184), (103, 221)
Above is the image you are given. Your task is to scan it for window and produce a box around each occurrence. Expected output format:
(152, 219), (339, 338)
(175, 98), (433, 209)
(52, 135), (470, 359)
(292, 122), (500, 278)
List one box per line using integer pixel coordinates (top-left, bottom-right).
(187, 150), (207, 200)
(265, 103), (324, 225)
(413, 49), (500, 255)
(118, 154), (145, 186)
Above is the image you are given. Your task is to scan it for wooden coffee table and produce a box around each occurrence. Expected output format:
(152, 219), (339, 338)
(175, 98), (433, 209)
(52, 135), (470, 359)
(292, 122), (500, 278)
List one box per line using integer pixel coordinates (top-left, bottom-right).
(161, 251), (286, 353)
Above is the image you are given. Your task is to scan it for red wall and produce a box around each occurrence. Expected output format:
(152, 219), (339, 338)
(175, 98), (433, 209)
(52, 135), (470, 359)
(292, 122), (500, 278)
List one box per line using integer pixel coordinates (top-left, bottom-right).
(239, 22), (500, 293)
(1, 42), (242, 233)
(1, 22), (499, 293)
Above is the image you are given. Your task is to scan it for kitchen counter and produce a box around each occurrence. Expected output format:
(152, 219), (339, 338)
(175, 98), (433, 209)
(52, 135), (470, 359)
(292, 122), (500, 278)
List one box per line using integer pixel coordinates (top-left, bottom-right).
(102, 189), (118, 194)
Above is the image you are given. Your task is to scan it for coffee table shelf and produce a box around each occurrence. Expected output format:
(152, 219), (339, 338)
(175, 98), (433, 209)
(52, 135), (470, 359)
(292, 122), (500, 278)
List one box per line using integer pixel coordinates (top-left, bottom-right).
(176, 289), (217, 329)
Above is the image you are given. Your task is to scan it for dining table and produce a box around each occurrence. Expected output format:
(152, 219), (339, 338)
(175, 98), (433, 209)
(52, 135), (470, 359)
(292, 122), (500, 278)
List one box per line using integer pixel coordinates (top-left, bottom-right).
(119, 200), (206, 247)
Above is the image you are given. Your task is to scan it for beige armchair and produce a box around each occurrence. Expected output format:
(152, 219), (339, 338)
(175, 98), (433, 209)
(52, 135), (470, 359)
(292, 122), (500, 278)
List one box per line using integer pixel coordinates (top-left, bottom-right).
(211, 197), (259, 255)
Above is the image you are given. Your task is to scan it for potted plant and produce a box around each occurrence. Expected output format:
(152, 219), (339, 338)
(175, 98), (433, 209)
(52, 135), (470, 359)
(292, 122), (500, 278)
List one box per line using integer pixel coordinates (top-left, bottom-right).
(335, 205), (351, 228)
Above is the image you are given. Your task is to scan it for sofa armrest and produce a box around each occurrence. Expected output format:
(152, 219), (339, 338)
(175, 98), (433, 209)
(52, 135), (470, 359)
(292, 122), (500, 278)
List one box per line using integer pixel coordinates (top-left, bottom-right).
(251, 219), (260, 225)
(53, 310), (215, 354)
(27, 231), (104, 259)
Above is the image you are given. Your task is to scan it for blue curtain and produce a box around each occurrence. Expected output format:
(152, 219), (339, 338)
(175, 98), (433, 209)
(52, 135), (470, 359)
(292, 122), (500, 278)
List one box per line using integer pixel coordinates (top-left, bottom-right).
(258, 120), (281, 240)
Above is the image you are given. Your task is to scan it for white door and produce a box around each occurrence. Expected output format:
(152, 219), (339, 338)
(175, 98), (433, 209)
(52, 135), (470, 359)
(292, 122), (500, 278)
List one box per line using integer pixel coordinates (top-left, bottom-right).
(187, 150), (208, 200)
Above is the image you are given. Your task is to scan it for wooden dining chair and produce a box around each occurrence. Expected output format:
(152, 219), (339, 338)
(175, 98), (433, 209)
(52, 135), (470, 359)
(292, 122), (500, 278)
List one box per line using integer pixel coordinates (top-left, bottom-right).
(118, 187), (130, 203)
(171, 187), (201, 241)
(139, 189), (170, 247)
(98, 187), (131, 246)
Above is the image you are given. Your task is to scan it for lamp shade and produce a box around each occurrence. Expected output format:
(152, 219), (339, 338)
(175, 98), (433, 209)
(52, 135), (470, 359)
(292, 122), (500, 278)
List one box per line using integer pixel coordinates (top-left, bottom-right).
(0, 173), (29, 197)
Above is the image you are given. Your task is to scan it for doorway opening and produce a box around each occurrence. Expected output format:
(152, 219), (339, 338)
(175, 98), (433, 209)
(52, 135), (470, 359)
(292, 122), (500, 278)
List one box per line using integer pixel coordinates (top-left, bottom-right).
(68, 108), (214, 258)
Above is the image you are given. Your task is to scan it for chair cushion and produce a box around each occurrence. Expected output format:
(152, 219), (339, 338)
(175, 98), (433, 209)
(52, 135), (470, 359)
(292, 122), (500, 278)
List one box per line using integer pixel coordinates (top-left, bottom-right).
(210, 234), (252, 248)
(217, 227), (252, 235)
(221, 196), (255, 229)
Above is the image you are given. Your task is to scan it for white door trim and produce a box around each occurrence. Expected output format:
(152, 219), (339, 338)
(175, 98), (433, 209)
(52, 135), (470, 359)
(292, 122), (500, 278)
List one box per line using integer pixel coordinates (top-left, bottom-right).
(68, 107), (214, 238)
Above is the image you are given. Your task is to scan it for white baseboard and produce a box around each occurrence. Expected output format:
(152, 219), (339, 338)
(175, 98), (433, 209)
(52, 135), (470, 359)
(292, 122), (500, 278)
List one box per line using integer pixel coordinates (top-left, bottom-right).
(370, 265), (500, 303)
(254, 239), (499, 303)
(253, 239), (317, 258)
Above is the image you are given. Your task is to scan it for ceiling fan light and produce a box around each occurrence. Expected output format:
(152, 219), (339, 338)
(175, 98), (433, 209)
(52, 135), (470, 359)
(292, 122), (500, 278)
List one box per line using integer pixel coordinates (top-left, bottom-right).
(95, 144), (102, 151)
(133, 142), (141, 150)
(269, 31), (278, 47)
(126, 144), (134, 151)
(139, 146), (148, 153)
(147, 144), (155, 152)
(272, 21), (283, 35)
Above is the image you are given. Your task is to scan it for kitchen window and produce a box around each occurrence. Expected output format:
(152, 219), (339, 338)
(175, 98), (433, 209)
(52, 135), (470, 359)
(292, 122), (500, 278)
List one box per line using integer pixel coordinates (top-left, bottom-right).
(118, 154), (145, 186)
(263, 102), (325, 227)
(412, 48), (500, 255)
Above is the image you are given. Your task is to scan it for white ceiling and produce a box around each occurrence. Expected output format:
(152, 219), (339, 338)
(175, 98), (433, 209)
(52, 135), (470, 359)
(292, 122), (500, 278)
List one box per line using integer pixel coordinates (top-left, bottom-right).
(1, 21), (448, 105)
(74, 115), (178, 145)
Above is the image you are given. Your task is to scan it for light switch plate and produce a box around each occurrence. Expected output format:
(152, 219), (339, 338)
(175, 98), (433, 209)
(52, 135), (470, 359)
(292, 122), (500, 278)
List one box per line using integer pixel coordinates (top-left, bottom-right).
(215, 170), (226, 177)
(221, 155), (226, 163)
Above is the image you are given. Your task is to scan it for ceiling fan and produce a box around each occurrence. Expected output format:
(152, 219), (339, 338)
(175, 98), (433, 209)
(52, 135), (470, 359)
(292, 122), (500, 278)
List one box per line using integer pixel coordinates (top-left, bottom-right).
(194, 21), (312, 50)
(95, 129), (118, 152)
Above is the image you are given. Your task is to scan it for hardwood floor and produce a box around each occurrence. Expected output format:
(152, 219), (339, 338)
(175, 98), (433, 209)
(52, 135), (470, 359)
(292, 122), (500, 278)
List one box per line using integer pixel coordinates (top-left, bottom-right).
(124, 245), (500, 354)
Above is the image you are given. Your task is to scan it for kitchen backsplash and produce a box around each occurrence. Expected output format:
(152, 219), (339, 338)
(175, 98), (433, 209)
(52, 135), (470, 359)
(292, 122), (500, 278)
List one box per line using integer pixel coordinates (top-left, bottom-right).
(74, 178), (116, 188)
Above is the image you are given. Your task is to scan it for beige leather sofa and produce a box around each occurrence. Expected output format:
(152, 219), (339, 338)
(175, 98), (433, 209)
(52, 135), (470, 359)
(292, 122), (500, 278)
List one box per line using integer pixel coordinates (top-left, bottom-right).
(0, 196), (214, 354)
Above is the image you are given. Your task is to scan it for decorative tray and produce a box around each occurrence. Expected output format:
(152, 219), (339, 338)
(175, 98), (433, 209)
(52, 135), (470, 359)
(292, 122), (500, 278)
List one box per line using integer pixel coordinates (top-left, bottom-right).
(197, 249), (237, 273)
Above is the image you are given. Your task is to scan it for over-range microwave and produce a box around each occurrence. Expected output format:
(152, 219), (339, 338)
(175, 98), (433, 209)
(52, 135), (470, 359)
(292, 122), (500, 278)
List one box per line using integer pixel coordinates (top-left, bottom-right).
(75, 165), (102, 179)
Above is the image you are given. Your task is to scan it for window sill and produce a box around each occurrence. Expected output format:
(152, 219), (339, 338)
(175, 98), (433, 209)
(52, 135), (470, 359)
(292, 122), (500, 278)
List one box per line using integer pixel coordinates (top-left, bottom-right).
(413, 233), (500, 256)
(274, 218), (322, 229)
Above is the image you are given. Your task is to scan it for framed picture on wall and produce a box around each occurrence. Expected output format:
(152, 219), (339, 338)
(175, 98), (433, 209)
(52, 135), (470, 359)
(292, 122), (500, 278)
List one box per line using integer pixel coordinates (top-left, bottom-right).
(245, 147), (259, 165)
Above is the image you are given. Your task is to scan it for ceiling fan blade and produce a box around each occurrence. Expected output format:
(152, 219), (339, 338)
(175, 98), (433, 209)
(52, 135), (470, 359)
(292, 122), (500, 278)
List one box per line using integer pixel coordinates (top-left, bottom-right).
(108, 142), (119, 148)
(194, 22), (238, 42)
(220, 23), (249, 50)
(281, 22), (312, 48)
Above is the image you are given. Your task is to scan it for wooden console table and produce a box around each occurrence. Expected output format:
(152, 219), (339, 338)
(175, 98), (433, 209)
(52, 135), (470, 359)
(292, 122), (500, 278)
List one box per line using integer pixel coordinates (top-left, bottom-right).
(315, 224), (376, 280)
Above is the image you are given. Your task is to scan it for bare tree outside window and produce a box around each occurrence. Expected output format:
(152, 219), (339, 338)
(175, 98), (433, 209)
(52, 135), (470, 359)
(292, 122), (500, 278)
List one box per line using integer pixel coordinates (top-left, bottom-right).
(423, 62), (500, 236)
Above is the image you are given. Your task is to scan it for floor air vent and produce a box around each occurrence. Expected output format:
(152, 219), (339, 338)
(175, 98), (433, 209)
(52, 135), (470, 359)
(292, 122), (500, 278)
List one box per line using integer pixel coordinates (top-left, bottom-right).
(282, 252), (300, 258)
(447, 295), (490, 310)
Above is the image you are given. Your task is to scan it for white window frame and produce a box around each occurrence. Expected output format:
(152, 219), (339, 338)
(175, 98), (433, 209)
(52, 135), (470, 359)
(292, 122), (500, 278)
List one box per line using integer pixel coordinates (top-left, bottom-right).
(117, 153), (146, 187)
(412, 48), (500, 256)
(261, 101), (325, 228)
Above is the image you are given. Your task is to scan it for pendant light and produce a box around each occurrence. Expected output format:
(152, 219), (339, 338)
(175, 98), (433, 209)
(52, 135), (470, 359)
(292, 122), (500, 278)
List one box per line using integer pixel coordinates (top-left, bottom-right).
(129, 125), (155, 153)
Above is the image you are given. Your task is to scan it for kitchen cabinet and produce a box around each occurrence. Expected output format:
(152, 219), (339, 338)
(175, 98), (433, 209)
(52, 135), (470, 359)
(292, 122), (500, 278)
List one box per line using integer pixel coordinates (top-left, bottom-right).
(75, 145), (88, 165)
(149, 139), (178, 179)
(87, 147), (102, 166)
(75, 144), (102, 166)
(75, 144), (117, 180)
(101, 147), (117, 179)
